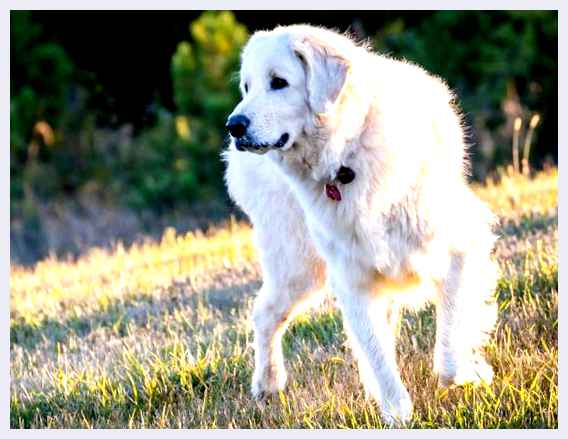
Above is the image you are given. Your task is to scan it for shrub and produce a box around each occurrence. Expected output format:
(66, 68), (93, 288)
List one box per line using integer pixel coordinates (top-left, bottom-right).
(123, 11), (248, 210)
(11, 12), (76, 207)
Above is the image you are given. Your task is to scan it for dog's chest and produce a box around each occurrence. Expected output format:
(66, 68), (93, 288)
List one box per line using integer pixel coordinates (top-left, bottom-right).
(273, 153), (426, 277)
(297, 182), (419, 278)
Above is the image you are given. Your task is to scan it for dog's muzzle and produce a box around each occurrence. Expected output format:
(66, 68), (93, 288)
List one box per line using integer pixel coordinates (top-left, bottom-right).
(234, 133), (290, 155)
(226, 114), (290, 154)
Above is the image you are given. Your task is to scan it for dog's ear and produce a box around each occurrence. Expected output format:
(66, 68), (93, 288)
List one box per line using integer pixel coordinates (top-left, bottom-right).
(293, 36), (350, 115)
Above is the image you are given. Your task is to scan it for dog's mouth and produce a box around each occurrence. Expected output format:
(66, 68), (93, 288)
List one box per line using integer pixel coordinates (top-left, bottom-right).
(235, 133), (290, 154)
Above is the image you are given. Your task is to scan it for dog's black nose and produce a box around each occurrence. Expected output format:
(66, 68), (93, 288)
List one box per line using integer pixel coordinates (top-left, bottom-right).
(226, 115), (250, 139)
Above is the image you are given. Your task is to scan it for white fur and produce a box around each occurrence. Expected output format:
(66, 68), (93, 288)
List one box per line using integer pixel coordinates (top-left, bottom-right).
(223, 25), (498, 425)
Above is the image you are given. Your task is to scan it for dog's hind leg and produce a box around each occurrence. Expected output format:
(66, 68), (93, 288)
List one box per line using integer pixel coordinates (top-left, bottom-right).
(433, 250), (498, 387)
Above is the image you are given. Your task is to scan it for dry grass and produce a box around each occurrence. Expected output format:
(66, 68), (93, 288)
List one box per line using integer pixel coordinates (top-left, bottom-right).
(10, 169), (557, 428)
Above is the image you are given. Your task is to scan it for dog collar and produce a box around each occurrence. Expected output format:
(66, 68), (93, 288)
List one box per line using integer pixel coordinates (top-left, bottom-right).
(325, 166), (356, 202)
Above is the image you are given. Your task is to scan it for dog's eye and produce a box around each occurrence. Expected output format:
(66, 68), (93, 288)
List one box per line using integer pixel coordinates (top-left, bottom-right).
(244, 83), (249, 93)
(270, 77), (288, 90)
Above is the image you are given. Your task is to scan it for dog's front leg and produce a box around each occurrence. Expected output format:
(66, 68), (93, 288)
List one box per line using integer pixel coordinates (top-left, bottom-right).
(332, 275), (412, 426)
(250, 268), (325, 400)
(250, 287), (293, 399)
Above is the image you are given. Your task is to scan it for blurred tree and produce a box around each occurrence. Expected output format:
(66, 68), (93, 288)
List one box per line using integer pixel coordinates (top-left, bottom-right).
(11, 12), (75, 195)
(11, 12), (74, 151)
(374, 11), (557, 178)
(122, 11), (248, 210)
(171, 10), (248, 174)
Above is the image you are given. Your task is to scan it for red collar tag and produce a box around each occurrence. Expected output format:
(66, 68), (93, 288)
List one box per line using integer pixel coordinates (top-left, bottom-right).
(325, 183), (342, 202)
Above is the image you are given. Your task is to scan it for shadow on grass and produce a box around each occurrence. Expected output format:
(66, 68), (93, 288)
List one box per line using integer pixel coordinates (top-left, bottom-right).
(497, 210), (557, 238)
(10, 277), (262, 350)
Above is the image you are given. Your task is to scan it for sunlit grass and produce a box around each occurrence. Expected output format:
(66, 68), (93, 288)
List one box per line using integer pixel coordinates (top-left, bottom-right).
(10, 169), (557, 428)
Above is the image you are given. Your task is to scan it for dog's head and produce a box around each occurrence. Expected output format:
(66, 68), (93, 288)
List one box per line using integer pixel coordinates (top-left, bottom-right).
(226, 25), (356, 155)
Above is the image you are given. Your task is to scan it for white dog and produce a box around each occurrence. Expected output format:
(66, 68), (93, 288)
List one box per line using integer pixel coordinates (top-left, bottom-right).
(223, 25), (498, 425)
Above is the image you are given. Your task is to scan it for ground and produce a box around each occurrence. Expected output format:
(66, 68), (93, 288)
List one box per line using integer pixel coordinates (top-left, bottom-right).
(10, 168), (558, 428)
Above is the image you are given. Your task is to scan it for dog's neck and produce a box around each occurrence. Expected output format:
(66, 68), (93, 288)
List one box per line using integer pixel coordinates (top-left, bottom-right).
(276, 135), (348, 183)
(272, 99), (373, 184)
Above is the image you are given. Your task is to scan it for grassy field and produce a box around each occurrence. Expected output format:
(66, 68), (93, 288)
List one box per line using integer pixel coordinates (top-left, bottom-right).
(10, 168), (558, 429)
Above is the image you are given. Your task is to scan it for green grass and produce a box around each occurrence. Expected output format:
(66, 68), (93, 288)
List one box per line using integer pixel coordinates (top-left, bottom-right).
(10, 169), (558, 428)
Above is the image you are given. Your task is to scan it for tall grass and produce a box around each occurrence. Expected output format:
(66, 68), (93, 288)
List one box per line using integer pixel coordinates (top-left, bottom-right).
(10, 169), (557, 428)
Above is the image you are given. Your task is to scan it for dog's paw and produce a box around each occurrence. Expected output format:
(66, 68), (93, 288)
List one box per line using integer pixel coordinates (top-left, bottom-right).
(251, 367), (287, 401)
(438, 357), (494, 388)
(380, 392), (413, 427)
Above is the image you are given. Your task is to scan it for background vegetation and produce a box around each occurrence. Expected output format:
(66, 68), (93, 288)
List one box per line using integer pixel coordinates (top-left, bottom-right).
(10, 10), (557, 265)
